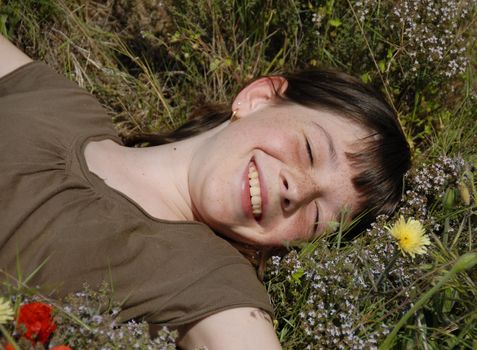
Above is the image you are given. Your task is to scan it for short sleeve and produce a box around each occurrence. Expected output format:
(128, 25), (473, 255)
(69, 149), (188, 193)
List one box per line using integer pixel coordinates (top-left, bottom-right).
(0, 61), (119, 155)
(122, 262), (274, 327)
(0, 61), (79, 95)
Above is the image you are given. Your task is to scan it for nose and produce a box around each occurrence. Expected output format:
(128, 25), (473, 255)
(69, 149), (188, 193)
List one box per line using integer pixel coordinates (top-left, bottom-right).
(280, 168), (319, 214)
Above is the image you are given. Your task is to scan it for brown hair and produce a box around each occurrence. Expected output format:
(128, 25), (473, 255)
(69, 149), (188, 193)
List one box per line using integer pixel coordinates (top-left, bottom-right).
(125, 68), (411, 277)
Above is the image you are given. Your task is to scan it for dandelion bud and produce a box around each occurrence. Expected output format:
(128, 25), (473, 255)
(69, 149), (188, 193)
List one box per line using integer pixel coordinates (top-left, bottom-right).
(458, 183), (471, 206)
(443, 188), (456, 209)
(451, 252), (477, 273)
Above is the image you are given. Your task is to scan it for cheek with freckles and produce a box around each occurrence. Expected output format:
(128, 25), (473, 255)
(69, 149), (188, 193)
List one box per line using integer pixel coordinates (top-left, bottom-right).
(261, 212), (313, 246)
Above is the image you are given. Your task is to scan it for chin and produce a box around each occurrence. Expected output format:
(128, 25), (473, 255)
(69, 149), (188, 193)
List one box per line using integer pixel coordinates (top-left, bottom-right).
(226, 227), (274, 247)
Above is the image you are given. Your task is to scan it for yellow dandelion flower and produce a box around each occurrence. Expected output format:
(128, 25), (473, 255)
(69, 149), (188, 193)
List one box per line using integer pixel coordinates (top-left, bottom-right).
(0, 296), (14, 324)
(387, 216), (431, 258)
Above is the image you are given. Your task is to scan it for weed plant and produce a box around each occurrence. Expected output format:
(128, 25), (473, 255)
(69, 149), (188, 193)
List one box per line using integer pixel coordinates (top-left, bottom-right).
(1, 0), (476, 349)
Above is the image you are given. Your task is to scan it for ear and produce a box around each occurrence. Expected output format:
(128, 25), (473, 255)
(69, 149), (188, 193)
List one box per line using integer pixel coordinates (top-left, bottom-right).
(231, 76), (288, 118)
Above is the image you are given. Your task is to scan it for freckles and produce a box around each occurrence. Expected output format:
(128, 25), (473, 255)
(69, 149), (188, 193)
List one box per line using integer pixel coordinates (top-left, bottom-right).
(332, 169), (358, 211)
(278, 230), (308, 247)
(280, 215), (309, 242)
(276, 133), (301, 161)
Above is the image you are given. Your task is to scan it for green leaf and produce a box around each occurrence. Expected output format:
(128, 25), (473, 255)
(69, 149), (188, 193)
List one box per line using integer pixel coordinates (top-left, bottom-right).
(0, 14), (8, 37)
(386, 48), (394, 59)
(291, 268), (304, 282)
(360, 72), (371, 83)
(209, 58), (221, 72)
(328, 18), (342, 27)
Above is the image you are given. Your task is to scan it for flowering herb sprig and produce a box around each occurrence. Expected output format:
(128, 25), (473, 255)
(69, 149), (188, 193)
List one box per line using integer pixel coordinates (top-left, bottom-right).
(0, 283), (178, 349)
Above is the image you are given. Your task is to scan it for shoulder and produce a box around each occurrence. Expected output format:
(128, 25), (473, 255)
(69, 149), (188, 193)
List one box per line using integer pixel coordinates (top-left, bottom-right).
(0, 35), (33, 79)
(0, 61), (116, 153)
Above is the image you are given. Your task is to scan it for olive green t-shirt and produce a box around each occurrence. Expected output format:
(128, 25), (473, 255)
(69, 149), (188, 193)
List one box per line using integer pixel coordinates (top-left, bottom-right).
(0, 62), (272, 326)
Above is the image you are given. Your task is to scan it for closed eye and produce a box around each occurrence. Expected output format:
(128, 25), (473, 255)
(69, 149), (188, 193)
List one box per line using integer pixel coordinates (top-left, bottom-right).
(305, 137), (314, 165)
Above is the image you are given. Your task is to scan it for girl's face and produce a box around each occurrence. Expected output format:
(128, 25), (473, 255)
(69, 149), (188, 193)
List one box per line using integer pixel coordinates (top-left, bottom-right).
(188, 79), (368, 247)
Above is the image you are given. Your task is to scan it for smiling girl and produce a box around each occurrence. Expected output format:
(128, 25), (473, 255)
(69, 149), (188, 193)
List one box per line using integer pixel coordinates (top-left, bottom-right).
(0, 34), (410, 349)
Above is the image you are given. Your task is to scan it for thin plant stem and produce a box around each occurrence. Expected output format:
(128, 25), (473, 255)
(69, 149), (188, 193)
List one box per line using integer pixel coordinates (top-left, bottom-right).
(0, 324), (20, 350)
(374, 250), (400, 291)
(346, 0), (396, 114)
(379, 252), (477, 349)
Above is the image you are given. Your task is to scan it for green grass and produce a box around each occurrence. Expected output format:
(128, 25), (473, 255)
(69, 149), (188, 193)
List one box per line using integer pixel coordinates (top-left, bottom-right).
(1, 0), (476, 348)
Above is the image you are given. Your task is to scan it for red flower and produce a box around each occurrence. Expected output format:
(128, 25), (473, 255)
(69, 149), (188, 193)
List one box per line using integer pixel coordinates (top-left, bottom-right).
(4, 344), (15, 350)
(51, 346), (73, 350)
(17, 302), (56, 345)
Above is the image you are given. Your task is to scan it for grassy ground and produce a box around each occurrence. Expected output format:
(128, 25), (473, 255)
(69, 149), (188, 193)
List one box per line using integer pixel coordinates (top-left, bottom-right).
(1, 0), (476, 349)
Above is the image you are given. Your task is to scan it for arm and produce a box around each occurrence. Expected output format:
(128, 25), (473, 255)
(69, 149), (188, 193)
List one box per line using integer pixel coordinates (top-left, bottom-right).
(0, 34), (33, 79)
(176, 307), (282, 350)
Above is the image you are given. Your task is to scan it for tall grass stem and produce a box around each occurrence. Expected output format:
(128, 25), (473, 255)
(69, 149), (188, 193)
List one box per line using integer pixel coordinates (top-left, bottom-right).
(379, 252), (477, 349)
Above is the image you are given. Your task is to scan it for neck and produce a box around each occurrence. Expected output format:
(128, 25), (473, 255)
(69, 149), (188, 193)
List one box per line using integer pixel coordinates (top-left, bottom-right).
(85, 123), (227, 222)
(122, 141), (194, 220)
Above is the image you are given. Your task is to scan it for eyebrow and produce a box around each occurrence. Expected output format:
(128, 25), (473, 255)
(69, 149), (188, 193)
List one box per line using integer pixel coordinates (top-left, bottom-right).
(312, 122), (337, 161)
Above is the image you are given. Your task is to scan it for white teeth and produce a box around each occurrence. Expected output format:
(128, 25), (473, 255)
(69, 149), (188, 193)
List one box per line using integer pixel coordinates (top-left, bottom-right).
(250, 186), (261, 196)
(251, 195), (261, 205)
(248, 162), (262, 218)
(249, 178), (259, 187)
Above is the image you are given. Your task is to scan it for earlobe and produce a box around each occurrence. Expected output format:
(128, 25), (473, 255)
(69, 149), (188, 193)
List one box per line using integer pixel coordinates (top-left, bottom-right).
(231, 76), (288, 118)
